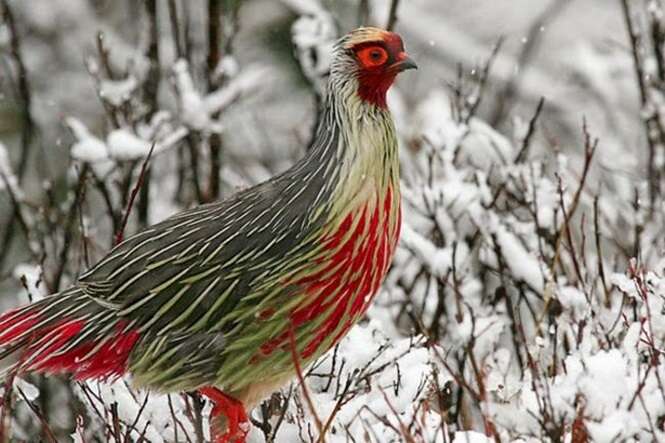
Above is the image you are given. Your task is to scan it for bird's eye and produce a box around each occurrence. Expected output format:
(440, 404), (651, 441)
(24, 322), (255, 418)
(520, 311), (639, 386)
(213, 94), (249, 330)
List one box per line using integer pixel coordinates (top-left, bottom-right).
(356, 46), (388, 68)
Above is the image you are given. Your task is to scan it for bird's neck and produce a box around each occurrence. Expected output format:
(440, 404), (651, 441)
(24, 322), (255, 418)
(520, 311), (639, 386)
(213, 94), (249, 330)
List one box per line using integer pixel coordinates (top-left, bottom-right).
(309, 85), (400, 210)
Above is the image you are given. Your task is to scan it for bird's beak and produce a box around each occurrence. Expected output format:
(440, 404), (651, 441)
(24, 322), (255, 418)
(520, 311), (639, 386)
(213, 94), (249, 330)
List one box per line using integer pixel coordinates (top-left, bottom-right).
(392, 52), (418, 72)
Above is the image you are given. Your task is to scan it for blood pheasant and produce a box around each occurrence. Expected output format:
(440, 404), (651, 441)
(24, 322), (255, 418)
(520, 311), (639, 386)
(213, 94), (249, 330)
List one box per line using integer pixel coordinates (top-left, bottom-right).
(0, 27), (416, 442)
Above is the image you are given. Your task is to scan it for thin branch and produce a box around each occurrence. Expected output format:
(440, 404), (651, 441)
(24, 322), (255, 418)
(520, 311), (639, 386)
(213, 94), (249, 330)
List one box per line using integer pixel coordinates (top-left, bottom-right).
(115, 143), (156, 245)
(0, 0), (35, 180)
(143, 0), (160, 116)
(357, 0), (370, 26)
(138, 0), (160, 227)
(168, 0), (185, 59)
(593, 195), (611, 307)
(386, 0), (401, 31)
(621, 0), (665, 209)
(0, 0), (36, 271)
(489, 0), (569, 125)
(287, 324), (323, 440)
(206, 0), (224, 201)
(515, 96), (545, 164)
(53, 164), (90, 291)
(16, 387), (58, 443)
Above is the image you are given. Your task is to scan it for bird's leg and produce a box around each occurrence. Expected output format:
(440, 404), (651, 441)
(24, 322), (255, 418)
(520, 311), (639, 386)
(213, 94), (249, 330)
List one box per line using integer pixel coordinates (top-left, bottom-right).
(199, 386), (249, 443)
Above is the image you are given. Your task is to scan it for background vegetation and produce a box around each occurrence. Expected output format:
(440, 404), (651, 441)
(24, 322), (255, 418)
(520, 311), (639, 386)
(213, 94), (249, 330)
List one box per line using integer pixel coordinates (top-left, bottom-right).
(0, 0), (664, 442)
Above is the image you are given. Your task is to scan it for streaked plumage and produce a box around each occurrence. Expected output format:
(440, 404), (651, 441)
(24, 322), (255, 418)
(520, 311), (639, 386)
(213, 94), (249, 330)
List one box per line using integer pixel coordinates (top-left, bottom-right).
(0, 27), (415, 442)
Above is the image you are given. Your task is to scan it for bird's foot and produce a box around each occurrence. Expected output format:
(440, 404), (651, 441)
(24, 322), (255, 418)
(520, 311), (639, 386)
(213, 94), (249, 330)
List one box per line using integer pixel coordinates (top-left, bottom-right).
(199, 386), (249, 443)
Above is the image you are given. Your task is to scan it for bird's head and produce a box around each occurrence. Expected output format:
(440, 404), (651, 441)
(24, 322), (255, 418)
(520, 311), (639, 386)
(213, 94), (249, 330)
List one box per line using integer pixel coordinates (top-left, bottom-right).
(331, 27), (417, 109)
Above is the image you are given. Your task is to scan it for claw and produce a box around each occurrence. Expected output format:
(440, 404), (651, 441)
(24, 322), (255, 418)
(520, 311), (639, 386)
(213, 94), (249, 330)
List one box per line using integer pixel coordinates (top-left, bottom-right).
(199, 387), (249, 443)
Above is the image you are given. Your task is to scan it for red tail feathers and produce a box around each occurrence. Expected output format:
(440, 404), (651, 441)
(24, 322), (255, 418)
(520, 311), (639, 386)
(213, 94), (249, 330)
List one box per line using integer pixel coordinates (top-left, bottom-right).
(0, 307), (139, 381)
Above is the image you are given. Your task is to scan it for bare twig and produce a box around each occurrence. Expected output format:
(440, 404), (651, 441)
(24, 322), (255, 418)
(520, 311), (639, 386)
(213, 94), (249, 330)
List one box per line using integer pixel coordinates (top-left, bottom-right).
(16, 387), (58, 443)
(53, 164), (90, 291)
(0, 0), (34, 180)
(168, 0), (185, 59)
(621, 0), (665, 210)
(0, 0), (36, 271)
(593, 195), (611, 307)
(550, 120), (598, 274)
(138, 0), (161, 227)
(489, 0), (569, 125)
(143, 0), (160, 116)
(358, 0), (370, 26)
(386, 0), (401, 31)
(515, 96), (546, 164)
(287, 324), (324, 440)
(207, 0), (224, 201)
(115, 143), (156, 245)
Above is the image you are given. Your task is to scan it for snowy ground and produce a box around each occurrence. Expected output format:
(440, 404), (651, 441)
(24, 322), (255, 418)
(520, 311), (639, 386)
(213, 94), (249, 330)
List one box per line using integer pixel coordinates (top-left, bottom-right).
(1, 0), (665, 442)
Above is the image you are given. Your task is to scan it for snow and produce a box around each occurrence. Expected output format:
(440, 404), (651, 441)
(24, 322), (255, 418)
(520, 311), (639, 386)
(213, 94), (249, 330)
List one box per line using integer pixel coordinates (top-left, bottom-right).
(399, 223), (462, 279)
(66, 117), (109, 163)
(106, 128), (152, 160)
(67, 118), (162, 167)
(579, 350), (628, 418)
(15, 379), (39, 401)
(287, 0), (337, 94)
(279, 0), (328, 15)
(99, 76), (138, 106)
(174, 60), (270, 132)
(411, 90), (467, 154)
(556, 286), (588, 318)
(0, 142), (17, 192)
(204, 65), (269, 115)
(13, 264), (46, 302)
(74, 380), (204, 443)
(173, 59), (210, 131)
(266, 324), (436, 442)
(5, 1), (665, 442)
(610, 272), (639, 296)
(70, 136), (109, 163)
(493, 224), (545, 293)
(216, 55), (240, 79)
(452, 432), (493, 443)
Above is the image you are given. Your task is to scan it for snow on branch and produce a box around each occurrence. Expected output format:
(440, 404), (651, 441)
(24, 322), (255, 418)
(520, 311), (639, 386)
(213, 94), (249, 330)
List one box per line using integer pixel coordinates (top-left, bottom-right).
(280, 0), (337, 95)
(0, 143), (18, 193)
(173, 59), (270, 132)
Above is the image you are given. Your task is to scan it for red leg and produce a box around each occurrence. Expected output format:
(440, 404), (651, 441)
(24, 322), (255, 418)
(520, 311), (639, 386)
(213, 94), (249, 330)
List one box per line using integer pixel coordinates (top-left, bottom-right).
(199, 387), (249, 443)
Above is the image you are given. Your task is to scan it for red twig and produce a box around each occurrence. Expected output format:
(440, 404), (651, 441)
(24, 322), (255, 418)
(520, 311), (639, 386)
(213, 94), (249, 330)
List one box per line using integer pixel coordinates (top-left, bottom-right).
(287, 324), (324, 440)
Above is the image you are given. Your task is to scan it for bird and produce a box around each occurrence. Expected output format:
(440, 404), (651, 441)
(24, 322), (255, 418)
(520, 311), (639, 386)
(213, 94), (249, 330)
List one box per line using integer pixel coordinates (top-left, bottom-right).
(0, 27), (416, 443)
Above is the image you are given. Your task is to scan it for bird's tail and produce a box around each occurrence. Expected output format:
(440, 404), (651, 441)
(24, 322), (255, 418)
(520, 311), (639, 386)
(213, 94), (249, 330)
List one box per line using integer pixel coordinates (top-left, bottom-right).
(0, 288), (139, 381)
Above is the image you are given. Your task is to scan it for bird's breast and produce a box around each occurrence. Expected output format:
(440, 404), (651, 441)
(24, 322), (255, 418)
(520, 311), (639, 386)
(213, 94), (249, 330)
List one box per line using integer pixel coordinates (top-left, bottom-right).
(287, 182), (401, 358)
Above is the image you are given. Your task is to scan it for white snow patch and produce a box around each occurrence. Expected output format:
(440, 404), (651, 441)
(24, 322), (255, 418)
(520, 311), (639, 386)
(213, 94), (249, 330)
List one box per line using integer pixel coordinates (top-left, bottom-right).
(0, 142), (17, 192)
(13, 263), (46, 302)
(173, 59), (210, 131)
(610, 272), (639, 297)
(106, 129), (152, 160)
(15, 378), (39, 401)
(557, 286), (589, 318)
(494, 225), (544, 293)
(580, 350), (628, 419)
(66, 117), (109, 163)
(99, 76), (138, 106)
(204, 65), (269, 115)
(452, 431), (493, 443)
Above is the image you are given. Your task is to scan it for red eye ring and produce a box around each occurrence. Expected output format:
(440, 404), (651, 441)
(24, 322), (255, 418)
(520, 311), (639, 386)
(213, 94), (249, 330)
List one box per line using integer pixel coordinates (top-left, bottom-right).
(357, 46), (388, 68)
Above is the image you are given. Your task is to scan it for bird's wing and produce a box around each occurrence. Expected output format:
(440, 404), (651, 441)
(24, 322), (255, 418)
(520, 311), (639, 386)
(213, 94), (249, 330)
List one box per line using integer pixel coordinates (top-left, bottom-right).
(78, 174), (327, 335)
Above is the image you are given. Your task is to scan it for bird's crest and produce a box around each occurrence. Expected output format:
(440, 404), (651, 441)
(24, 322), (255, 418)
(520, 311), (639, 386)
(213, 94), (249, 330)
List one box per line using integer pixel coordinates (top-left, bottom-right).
(343, 27), (396, 48)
